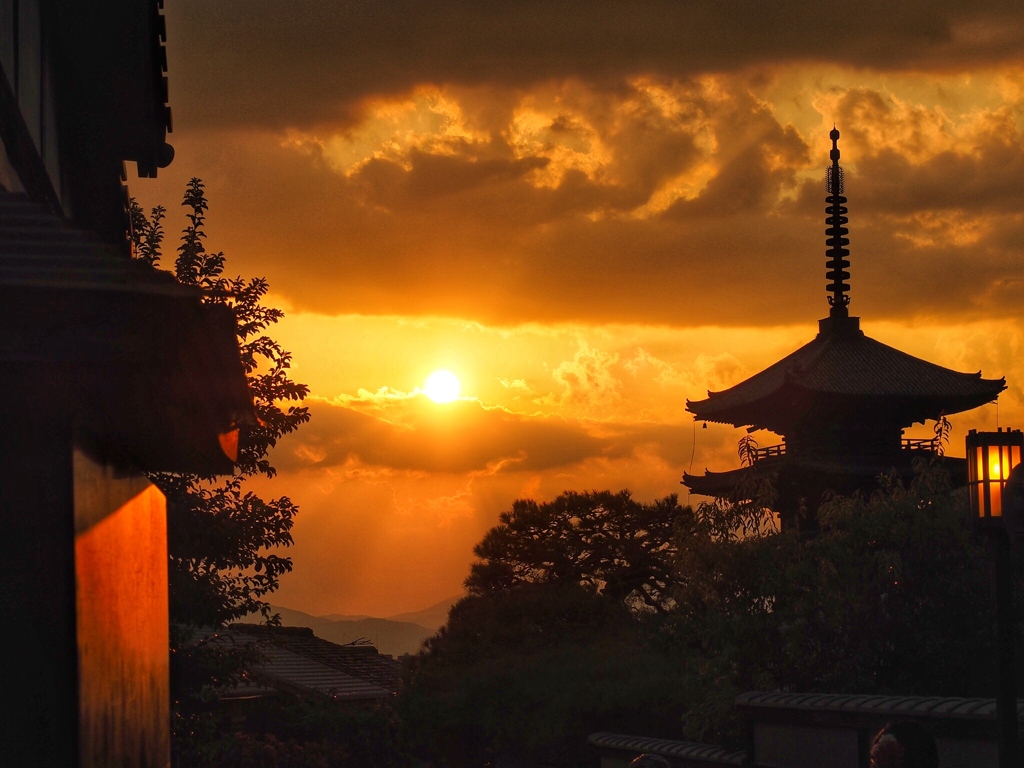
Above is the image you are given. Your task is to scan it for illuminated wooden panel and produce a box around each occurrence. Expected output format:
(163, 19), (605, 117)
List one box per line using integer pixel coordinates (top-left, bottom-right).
(74, 449), (170, 768)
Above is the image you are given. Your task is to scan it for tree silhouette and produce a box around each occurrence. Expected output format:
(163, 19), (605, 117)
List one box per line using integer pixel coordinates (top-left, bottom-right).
(404, 583), (695, 768)
(467, 490), (682, 613)
(737, 434), (758, 467)
(131, 178), (309, 627)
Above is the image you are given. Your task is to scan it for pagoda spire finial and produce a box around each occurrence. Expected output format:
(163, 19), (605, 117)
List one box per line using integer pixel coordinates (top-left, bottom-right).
(825, 127), (851, 318)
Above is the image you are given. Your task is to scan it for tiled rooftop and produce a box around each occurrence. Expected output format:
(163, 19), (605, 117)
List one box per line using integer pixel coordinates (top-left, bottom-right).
(735, 691), (1024, 721)
(588, 732), (748, 766)
(226, 624), (402, 699)
(254, 643), (390, 701)
(0, 192), (193, 296)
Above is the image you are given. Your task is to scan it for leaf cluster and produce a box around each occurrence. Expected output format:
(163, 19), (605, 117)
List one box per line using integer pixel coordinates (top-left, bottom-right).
(179, 732), (351, 768)
(168, 625), (264, 765)
(404, 492), (715, 766)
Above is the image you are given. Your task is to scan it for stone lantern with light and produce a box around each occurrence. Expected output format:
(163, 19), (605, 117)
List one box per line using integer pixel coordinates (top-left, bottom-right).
(966, 428), (1024, 768)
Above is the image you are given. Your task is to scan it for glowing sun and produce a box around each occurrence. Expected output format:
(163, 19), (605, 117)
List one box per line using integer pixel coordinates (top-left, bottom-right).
(423, 369), (461, 403)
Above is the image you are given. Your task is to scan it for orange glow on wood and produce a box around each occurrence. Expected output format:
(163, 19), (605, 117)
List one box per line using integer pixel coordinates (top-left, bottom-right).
(219, 428), (240, 462)
(75, 479), (169, 768)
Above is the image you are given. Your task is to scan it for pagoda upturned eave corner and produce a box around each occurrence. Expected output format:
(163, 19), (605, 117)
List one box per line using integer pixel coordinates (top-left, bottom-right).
(682, 127), (1006, 519)
(685, 313), (1006, 435)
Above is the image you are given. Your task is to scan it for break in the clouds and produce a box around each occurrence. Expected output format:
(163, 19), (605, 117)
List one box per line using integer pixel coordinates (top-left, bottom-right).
(167, 0), (1024, 130)
(247, 314), (1022, 616)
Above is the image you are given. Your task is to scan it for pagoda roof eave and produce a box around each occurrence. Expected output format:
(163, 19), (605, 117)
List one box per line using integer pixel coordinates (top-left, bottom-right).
(686, 321), (1005, 429)
(688, 380), (1004, 434)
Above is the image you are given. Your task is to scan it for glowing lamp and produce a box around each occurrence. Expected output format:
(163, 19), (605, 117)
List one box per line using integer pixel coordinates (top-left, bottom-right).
(967, 428), (1023, 527)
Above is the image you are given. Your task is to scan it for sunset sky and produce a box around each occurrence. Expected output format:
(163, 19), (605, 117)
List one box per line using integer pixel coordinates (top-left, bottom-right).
(134, 0), (1024, 617)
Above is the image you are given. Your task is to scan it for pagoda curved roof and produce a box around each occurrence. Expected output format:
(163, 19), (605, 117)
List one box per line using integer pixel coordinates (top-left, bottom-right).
(686, 318), (1004, 430)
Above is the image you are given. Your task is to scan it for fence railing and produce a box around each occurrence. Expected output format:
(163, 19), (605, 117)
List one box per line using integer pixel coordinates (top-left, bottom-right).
(745, 438), (940, 463)
(752, 444), (786, 462)
(902, 437), (941, 454)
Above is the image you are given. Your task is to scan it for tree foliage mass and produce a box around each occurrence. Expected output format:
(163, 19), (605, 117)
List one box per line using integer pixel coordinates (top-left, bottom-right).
(467, 490), (680, 613)
(673, 464), (995, 705)
(405, 464), (1007, 767)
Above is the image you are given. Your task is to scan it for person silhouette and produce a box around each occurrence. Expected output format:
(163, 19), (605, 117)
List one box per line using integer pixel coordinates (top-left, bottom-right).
(870, 721), (939, 768)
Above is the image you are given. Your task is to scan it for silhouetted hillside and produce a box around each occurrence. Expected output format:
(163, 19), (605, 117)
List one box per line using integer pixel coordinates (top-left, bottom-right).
(270, 605), (434, 657)
(385, 596), (460, 631)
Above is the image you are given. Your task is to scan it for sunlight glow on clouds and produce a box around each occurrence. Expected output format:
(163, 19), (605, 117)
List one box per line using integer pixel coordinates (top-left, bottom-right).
(132, 0), (1024, 614)
(250, 312), (1023, 615)
(300, 87), (490, 176)
(140, 67), (1024, 328)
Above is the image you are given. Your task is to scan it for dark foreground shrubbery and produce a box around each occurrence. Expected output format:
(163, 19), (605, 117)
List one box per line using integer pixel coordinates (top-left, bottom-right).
(401, 583), (708, 768)
(176, 699), (408, 768)
(172, 465), (1009, 768)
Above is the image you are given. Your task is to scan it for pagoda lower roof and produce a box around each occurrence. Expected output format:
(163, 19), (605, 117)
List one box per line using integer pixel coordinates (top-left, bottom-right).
(682, 453), (968, 500)
(686, 315), (1004, 431)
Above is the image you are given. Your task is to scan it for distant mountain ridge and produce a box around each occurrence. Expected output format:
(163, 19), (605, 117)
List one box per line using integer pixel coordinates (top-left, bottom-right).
(385, 596), (460, 631)
(265, 596), (461, 658)
(319, 613), (372, 622)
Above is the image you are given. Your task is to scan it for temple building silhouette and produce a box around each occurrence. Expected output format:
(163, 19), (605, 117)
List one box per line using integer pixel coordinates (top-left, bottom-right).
(1, 2), (251, 765)
(683, 128), (1006, 529)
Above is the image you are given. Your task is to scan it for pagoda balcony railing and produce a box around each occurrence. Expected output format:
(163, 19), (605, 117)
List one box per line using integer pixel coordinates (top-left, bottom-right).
(901, 437), (941, 454)
(752, 443), (786, 462)
(747, 439), (940, 462)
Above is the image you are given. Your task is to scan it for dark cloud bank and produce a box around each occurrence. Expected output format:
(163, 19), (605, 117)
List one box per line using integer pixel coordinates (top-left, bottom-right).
(152, 1), (1024, 328)
(170, 0), (1024, 129)
(182, 88), (1024, 327)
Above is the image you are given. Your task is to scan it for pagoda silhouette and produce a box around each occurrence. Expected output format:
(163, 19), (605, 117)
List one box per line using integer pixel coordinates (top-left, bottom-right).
(683, 128), (1006, 529)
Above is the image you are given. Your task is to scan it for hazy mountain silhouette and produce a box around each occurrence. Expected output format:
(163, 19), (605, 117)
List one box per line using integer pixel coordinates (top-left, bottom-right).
(385, 596), (460, 631)
(268, 604), (439, 657)
(319, 612), (373, 622)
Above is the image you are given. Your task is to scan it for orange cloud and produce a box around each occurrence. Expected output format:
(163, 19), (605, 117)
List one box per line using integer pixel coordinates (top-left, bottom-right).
(277, 397), (607, 474)
(138, 70), (1024, 328)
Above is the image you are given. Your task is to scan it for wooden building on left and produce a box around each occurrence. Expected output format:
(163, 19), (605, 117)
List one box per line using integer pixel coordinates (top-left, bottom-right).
(0, 2), (252, 766)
